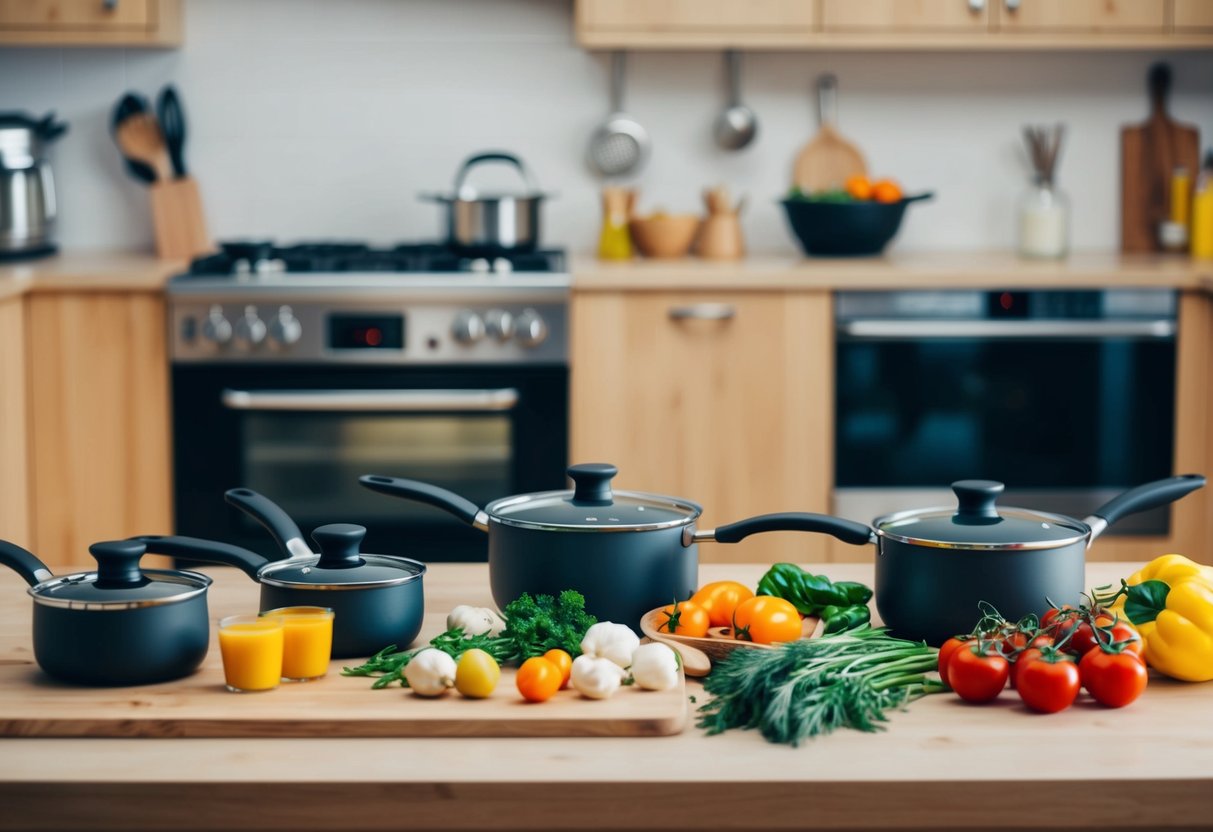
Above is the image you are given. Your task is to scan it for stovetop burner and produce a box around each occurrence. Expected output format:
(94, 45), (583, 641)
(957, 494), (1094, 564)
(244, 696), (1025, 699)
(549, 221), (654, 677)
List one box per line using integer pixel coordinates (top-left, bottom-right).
(187, 240), (566, 277)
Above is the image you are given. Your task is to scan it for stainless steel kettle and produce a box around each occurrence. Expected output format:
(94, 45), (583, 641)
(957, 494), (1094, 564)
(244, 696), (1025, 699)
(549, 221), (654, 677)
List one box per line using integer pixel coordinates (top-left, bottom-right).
(0, 112), (67, 259)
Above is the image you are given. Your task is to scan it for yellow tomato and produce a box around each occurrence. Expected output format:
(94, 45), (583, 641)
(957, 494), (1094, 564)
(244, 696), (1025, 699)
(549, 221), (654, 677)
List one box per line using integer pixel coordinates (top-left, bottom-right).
(516, 656), (563, 703)
(454, 648), (500, 699)
(656, 600), (710, 638)
(845, 174), (873, 201)
(691, 581), (755, 628)
(871, 179), (903, 204)
(542, 648), (573, 689)
(732, 596), (802, 645)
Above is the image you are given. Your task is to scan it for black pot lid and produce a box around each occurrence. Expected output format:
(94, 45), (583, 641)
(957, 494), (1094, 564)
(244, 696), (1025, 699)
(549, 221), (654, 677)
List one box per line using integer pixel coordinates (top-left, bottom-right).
(258, 524), (426, 589)
(486, 463), (702, 532)
(30, 540), (211, 609)
(874, 480), (1090, 550)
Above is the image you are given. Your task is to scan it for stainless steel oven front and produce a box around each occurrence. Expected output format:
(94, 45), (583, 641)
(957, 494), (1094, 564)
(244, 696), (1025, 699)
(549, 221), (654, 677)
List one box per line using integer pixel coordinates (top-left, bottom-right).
(833, 289), (1178, 534)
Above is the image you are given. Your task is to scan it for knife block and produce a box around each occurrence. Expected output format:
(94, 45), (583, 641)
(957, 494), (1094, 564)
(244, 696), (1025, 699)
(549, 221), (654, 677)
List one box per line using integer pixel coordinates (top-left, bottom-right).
(149, 176), (210, 259)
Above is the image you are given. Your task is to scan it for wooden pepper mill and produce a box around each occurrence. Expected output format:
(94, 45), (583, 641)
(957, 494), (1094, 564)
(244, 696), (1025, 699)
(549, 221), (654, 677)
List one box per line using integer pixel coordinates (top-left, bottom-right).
(694, 187), (745, 260)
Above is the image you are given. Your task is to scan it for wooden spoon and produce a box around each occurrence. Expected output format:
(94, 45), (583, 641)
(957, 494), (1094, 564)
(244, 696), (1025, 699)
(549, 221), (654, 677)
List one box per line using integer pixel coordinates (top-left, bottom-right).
(793, 74), (867, 193)
(115, 112), (172, 183)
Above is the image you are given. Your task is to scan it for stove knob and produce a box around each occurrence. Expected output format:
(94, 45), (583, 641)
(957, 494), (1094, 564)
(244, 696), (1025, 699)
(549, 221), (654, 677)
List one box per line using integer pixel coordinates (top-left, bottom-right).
(232, 306), (268, 349)
(484, 309), (514, 342)
(451, 310), (485, 345)
(201, 305), (233, 346)
(513, 308), (548, 348)
(269, 306), (303, 347)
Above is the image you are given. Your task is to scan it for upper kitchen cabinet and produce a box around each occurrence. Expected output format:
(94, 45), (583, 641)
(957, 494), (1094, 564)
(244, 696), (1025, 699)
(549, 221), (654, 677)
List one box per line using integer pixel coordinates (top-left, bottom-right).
(1175, 0), (1213, 30)
(0, 0), (181, 47)
(575, 0), (815, 48)
(821, 0), (990, 32)
(994, 0), (1166, 32)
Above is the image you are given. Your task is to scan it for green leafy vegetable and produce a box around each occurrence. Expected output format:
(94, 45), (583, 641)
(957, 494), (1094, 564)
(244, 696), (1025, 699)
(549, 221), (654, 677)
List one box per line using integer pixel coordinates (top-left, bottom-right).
(786, 186), (856, 203)
(756, 563), (873, 634)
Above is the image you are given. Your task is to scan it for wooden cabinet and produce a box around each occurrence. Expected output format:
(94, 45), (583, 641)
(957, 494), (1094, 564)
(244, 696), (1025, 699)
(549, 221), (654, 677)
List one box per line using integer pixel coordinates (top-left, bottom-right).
(576, 0), (815, 47)
(1175, 0), (1213, 30)
(571, 290), (833, 564)
(23, 292), (172, 568)
(995, 0), (1167, 32)
(822, 0), (990, 32)
(0, 0), (180, 46)
(0, 297), (31, 552)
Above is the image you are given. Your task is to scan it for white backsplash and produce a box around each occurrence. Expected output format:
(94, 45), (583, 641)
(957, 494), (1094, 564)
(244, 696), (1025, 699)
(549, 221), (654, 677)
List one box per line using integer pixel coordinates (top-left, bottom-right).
(2, 0), (1212, 254)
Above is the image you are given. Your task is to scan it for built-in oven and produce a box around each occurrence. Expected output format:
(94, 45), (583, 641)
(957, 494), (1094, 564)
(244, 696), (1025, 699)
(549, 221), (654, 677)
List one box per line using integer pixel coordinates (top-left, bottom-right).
(834, 289), (1177, 534)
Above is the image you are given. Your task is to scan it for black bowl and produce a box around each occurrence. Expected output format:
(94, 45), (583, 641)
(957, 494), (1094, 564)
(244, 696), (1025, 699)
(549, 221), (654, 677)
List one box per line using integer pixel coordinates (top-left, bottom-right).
(781, 193), (932, 257)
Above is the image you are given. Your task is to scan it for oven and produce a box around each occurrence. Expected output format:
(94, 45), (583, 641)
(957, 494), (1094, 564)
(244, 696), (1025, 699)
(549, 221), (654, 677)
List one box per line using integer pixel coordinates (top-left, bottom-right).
(833, 289), (1178, 534)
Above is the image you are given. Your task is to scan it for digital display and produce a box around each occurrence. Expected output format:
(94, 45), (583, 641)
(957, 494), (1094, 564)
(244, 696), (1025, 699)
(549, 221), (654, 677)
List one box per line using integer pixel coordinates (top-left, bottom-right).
(986, 291), (1029, 319)
(327, 314), (405, 350)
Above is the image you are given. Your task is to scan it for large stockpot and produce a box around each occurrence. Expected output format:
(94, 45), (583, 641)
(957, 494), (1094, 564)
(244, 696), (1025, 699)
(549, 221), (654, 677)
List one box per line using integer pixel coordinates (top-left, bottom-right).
(0, 538), (211, 686)
(420, 151), (549, 256)
(360, 462), (859, 630)
(778, 475), (1206, 646)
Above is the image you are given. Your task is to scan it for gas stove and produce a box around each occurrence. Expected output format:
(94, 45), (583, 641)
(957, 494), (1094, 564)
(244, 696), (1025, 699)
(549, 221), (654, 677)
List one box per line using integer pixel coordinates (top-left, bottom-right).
(168, 240), (569, 365)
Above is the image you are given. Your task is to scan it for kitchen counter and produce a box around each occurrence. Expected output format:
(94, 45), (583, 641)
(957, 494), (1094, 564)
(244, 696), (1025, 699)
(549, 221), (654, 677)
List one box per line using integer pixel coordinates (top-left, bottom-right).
(0, 251), (182, 301)
(573, 250), (1213, 292)
(0, 562), (1209, 832)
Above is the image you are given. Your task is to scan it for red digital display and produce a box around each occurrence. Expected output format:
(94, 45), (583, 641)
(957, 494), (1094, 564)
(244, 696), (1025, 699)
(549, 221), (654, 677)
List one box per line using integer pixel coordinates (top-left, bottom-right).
(327, 315), (404, 350)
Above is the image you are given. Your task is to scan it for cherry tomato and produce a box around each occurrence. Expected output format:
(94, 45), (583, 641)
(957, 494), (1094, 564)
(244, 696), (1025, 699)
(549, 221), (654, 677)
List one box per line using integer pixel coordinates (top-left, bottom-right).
(1041, 605), (1082, 647)
(1010, 646), (1044, 690)
(1070, 614), (1115, 657)
(938, 636), (973, 685)
(515, 657), (562, 703)
(948, 644), (1009, 703)
(655, 600), (710, 638)
(732, 596), (802, 645)
(1084, 618), (1143, 657)
(542, 649), (573, 689)
(454, 648), (501, 699)
(1017, 655), (1080, 713)
(1080, 648), (1148, 708)
(691, 581), (755, 628)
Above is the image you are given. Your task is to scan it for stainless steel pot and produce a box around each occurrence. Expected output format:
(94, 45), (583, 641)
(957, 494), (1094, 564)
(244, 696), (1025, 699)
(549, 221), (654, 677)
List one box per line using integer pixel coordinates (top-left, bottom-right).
(0, 112), (66, 259)
(421, 152), (549, 256)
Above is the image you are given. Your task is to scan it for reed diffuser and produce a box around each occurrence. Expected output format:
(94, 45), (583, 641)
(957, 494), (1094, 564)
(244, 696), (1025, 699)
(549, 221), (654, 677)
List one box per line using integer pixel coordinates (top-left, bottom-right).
(1019, 124), (1068, 259)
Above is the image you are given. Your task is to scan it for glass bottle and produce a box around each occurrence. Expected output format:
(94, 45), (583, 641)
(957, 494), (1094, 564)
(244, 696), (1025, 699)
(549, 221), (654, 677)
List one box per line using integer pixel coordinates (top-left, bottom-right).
(1018, 176), (1069, 260)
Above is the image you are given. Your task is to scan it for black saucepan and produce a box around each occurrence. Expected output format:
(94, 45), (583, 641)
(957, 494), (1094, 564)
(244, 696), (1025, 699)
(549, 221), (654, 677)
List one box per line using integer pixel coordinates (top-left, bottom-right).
(360, 462), (868, 630)
(0, 538), (212, 686)
(135, 489), (426, 658)
(752, 475), (1206, 645)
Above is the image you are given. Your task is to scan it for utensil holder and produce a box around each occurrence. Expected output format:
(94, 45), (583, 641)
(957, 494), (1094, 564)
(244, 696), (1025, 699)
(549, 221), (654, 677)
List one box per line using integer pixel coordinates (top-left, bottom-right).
(149, 176), (210, 259)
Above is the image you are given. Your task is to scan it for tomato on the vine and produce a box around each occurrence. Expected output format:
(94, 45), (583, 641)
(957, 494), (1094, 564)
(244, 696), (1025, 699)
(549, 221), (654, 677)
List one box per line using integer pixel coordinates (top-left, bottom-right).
(691, 581), (755, 628)
(655, 600), (710, 638)
(1017, 654), (1080, 713)
(1070, 614), (1115, 657)
(1080, 648), (1147, 708)
(731, 596), (802, 645)
(1010, 646), (1044, 690)
(938, 636), (972, 685)
(948, 644), (1009, 703)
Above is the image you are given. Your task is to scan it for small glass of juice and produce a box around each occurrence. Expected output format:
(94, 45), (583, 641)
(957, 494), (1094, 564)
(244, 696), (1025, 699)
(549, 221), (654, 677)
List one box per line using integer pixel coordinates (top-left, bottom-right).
(218, 614), (285, 693)
(262, 606), (335, 682)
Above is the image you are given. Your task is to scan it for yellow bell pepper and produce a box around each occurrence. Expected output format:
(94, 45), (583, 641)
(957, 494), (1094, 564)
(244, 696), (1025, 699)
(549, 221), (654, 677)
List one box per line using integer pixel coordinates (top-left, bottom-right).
(1098, 554), (1213, 682)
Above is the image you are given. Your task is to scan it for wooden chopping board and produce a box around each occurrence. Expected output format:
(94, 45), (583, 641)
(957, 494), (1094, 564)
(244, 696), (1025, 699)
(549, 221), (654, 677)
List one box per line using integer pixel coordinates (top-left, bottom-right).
(793, 73), (867, 193)
(1121, 62), (1200, 253)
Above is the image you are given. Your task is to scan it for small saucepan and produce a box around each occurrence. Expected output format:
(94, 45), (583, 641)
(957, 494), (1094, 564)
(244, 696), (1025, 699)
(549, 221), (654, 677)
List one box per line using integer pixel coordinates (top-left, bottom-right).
(0, 538), (212, 686)
(135, 489), (426, 658)
(760, 475), (1206, 645)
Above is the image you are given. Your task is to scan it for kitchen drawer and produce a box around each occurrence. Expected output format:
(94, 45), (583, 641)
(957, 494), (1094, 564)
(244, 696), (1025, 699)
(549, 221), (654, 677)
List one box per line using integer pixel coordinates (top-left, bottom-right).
(0, 0), (151, 30)
(1174, 0), (1213, 31)
(822, 0), (991, 32)
(994, 0), (1167, 32)
(577, 0), (816, 32)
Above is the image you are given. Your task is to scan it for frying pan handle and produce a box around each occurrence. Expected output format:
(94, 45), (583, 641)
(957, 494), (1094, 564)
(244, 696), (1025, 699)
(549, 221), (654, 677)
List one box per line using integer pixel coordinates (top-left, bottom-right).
(694, 512), (874, 546)
(131, 535), (268, 580)
(0, 539), (53, 587)
(1086, 474), (1206, 541)
(224, 488), (310, 560)
(359, 475), (490, 531)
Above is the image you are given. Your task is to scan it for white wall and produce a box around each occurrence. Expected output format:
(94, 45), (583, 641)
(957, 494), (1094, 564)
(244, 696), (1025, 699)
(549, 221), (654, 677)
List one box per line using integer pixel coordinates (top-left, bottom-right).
(2, 0), (1212, 255)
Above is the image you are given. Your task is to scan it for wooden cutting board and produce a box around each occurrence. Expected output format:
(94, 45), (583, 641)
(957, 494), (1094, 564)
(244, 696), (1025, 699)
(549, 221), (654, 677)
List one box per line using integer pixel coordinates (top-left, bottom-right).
(793, 74), (867, 193)
(0, 647), (687, 738)
(1121, 63), (1200, 253)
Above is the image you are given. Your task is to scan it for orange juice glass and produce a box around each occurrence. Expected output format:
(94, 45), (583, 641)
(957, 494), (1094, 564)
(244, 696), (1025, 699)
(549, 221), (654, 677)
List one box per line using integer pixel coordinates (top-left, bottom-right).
(218, 615), (284, 692)
(262, 606), (335, 682)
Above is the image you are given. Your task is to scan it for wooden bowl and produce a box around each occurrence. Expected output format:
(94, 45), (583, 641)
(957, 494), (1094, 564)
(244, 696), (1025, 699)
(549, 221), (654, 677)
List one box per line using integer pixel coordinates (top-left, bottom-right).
(639, 608), (820, 667)
(629, 214), (700, 259)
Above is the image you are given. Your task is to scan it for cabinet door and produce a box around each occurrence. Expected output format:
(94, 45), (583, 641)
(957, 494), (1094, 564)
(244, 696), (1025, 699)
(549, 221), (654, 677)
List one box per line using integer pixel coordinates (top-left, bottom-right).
(0, 297), (30, 551)
(0, 0), (151, 29)
(26, 292), (172, 568)
(578, 0), (815, 32)
(570, 290), (832, 564)
(995, 0), (1166, 32)
(822, 0), (990, 32)
(1175, 0), (1213, 31)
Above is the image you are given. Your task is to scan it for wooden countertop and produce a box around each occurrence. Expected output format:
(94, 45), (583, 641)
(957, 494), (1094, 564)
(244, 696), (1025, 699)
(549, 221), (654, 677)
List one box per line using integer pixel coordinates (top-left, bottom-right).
(573, 251), (1213, 292)
(0, 561), (1209, 832)
(0, 251), (182, 301)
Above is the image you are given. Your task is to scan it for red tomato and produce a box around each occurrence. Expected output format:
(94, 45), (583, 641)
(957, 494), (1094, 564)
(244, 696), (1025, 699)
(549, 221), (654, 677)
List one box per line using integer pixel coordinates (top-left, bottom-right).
(949, 644), (1009, 703)
(1041, 605), (1082, 646)
(1017, 655), (1080, 714)
(1009, 646), (1044, 690)
(1070, 614), (1114, 657)
(1080, 648), (1148, 708)
(938, 636), (972, 685)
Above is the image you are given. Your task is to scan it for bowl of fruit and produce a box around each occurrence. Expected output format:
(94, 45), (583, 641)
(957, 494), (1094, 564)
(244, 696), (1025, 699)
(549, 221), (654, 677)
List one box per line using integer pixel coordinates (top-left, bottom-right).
(781, 176), (932, 257)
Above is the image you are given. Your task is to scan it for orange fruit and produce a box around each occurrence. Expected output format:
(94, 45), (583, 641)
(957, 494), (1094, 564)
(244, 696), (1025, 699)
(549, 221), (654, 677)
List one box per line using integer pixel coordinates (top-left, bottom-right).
(871, 179), (903, 204)
(844, 175), (873, 201)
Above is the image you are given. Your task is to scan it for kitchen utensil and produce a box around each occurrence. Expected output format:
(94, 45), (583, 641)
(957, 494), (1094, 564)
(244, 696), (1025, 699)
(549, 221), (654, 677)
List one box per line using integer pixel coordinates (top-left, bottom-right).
(1019, 124), (1068, 259)
(639, 608), (816, 674)
(148, 177), (211, 259)
(694, 186), (745, 259)
(0, 111), (67, 259)
(1121, 63), (1200, 253)
(115, 111), (172, 183)
(746, 475), (1205, 646)
(0, 538), (212, 686)
(420, 151), (549, 257)
(628, 213), (700, 258)
(110, 93), (156, 185)
(793, 74), (867, 194)
(713, 51), (758, 151)
(156, 85), (187, 179)
(135, 489), (426, 659)
(781, 192), (932, 257)
(359, 462), (876, 631)
(597, 186), (635, 260)
(587, 51), (650, 178)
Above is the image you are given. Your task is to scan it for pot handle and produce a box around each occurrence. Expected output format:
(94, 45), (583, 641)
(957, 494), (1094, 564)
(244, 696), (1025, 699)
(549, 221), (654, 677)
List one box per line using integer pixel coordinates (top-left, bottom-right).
(694, 512), (875, 546)
(130, 535), (268, 580)
(452, 151), (538, 198)
(1086, 474), (1206, 541)
(224, 488), (310, 560)
(0, 539), (53, 587)
(359, 475), (490, 531)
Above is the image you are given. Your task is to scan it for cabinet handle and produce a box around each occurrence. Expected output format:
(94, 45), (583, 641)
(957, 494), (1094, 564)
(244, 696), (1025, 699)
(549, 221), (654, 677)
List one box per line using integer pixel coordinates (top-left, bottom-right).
(1004, 0), (1021, 12)
(668, 303), (737, 322)
(968, 0), (985, 13)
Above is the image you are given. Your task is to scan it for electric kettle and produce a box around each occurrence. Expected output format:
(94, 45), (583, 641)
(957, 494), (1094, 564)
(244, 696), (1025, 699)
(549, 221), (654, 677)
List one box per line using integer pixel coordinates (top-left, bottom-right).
(0, 112), (67, 259)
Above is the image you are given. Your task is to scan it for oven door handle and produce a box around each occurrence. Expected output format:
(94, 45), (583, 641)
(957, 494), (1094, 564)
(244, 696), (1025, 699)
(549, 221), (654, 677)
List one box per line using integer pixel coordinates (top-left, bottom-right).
(838, 319), (1177, 340)
(220, 388), (520, 413)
